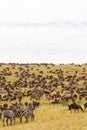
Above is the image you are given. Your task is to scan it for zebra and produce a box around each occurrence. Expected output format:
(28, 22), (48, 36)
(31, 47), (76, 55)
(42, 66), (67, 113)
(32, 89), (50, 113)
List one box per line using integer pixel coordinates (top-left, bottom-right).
(19, 106), (35, 123)
(15, 101), (35, 123)
(4, 102), (35, 124)
(9, 103), (35, 123)
(2, 109), (15, 126)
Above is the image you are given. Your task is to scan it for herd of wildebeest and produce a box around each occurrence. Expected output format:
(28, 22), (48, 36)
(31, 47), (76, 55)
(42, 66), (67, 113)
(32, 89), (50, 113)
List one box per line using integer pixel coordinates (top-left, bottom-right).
(0, 63), (87, 126)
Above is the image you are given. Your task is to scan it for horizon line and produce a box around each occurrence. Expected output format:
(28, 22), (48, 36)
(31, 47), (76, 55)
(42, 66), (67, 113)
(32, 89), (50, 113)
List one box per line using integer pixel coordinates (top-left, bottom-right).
(0, 21), (87, 28)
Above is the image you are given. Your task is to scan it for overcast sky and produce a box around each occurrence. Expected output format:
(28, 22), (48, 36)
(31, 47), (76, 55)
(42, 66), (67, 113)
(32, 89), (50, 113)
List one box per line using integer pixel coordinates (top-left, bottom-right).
(0, 0), (87, 64)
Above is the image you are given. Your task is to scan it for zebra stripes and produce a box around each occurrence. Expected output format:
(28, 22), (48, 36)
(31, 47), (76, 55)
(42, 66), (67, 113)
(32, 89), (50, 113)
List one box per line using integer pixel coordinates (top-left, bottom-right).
(19, 107), (34, 123)
(2, 109), (15, 126)
(1, 102), (36, 126)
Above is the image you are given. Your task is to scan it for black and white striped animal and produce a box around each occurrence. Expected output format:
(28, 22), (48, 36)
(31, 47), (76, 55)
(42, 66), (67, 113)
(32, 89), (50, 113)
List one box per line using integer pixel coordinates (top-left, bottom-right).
(11, 103), (35, 123)
(2, 109), (15, 126)
(2, 102), (35, 126)
(19, 107), (34, 123)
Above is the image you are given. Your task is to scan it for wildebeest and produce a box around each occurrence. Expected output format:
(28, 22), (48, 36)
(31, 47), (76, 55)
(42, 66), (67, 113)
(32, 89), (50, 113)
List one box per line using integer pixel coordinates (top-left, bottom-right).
(33, 101), (40, 107)
(68, 103), (84, 112)
(84, 103), (87, 110)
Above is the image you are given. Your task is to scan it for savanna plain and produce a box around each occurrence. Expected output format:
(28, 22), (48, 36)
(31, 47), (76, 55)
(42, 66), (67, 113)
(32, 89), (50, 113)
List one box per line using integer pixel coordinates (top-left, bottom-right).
(0, 63), (87, 130)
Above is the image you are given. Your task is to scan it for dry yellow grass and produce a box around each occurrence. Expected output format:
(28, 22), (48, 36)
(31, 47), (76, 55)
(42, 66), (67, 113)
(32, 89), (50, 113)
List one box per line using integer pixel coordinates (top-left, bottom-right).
(0, 64), (87, 130)
(0, 104), (87, 130)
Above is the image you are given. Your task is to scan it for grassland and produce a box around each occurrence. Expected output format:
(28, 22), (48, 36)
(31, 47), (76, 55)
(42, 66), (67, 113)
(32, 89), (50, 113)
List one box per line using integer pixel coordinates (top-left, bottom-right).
(0, 63), (87, 130)
(0, 104), (87, 130)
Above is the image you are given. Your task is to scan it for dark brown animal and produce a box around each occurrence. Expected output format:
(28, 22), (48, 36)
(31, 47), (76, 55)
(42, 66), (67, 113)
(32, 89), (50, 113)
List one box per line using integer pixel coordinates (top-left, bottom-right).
(84, 103), (87, 110)
(68, 103), (84, 112)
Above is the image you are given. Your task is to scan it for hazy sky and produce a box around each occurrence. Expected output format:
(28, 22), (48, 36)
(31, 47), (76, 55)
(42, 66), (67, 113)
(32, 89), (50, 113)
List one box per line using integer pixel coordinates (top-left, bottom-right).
(0, 0), (87, 63)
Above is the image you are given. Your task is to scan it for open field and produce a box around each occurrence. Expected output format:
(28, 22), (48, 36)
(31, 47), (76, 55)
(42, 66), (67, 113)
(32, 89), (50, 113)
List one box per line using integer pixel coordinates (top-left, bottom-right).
(0, 104), (87, 130)
(0, 63), (87, 129)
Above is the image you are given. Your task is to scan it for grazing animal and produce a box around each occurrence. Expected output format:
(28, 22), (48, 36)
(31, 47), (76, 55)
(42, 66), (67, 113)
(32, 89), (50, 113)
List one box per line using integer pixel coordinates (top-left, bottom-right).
(9, 103), (35, 123)
(51, 99), (60, 104)
(2, 109), (15, 126)
(33, 101), (40, 107)
(19, 107), (34, 123)
(68, 103), (84, 112)
(84, 103), (87, 110)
